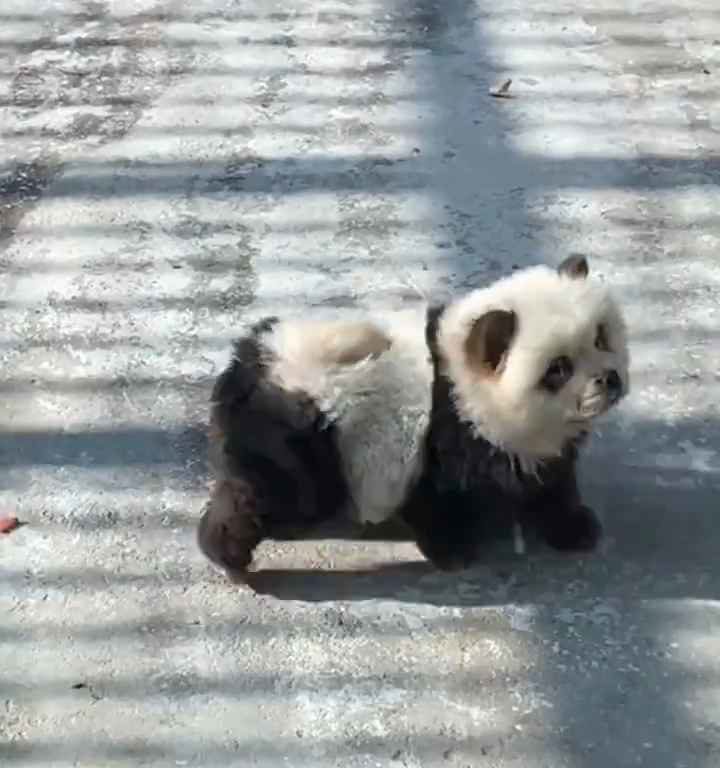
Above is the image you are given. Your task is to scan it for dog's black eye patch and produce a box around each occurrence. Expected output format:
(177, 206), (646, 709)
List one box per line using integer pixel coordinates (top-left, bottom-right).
(595, 323), (611, 351)
(540, 355), (574, 393)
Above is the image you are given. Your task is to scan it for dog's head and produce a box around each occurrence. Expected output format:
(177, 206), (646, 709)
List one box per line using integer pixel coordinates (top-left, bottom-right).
(436, 257), (629, 464)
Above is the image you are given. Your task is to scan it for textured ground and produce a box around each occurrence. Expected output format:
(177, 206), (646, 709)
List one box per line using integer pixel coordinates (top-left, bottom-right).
(2, 0), (720, 766)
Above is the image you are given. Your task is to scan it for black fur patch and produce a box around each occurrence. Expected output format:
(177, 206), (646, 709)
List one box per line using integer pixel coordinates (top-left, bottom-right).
(201, 318), (349, 571)
(210, 316), (279, 414)
(400, 305), (601, 570)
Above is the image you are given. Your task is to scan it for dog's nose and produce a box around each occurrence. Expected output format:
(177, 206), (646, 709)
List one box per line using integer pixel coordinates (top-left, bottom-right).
(605, 369), (622, 401)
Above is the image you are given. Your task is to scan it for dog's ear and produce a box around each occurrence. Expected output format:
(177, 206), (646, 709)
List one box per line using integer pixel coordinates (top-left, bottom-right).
(425, 304), (445, 358)
(464, 309), (517, 374)
(557, 254), (589, 279)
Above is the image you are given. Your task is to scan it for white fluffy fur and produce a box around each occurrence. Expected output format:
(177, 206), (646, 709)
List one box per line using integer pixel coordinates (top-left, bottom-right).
(437, 265), (629, 471)
(265, 312), (432, 524)
(262, 265), (629, 524)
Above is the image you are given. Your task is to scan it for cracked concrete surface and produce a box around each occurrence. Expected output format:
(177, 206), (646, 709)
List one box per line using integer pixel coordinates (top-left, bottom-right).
(2, 0), (720, 766)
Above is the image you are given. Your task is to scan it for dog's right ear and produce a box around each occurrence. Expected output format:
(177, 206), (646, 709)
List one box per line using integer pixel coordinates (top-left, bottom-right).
(557, 254), (589, 279)
(464, 309), (517, 375)
(425, 304), (446, 358)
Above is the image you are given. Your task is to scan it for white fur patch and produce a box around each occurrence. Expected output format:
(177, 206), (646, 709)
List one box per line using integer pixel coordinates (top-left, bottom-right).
(264, 313), (432, 524)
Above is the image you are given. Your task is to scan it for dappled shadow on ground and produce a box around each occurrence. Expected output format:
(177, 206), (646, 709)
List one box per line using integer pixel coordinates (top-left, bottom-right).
(2, 0), (720, 765)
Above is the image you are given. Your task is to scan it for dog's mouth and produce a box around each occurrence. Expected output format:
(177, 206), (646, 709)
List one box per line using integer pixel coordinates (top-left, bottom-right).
(575, 390), (618, 421)
(566, 408), (605, 430)
(565, 418), (593, 438)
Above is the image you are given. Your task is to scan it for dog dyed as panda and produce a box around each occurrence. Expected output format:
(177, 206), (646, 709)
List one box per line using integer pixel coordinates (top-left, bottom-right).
(198, 256), (629, 578)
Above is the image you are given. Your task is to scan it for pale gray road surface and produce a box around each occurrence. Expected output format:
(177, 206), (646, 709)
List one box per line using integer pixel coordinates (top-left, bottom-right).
(2, 0), (720, 766)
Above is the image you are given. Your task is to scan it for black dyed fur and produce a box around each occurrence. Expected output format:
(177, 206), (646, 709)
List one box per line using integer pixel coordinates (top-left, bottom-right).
(199, 319), (349, 574)
(399, 305), (602, 570)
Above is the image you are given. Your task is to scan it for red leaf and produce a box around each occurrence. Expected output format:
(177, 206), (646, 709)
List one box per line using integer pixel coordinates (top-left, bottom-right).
(0, 516), (19, 534)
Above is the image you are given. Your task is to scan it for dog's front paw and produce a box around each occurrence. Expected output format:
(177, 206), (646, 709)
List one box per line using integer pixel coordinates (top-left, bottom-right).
(426, 550), (475, 572)
(542, 505), (602, 552)
(415, 533), (478, 572)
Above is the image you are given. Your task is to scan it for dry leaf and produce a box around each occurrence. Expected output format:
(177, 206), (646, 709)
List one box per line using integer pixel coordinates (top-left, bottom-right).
(490, 78), (513, 98)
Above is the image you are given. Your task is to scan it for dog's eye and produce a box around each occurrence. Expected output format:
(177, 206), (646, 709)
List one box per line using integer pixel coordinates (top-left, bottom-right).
(595, 323), (611, 351)
(540, 355), (574, 393)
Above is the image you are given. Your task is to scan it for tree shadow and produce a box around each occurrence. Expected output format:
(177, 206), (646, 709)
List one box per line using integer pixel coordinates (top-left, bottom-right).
(2, 0), (720, 765)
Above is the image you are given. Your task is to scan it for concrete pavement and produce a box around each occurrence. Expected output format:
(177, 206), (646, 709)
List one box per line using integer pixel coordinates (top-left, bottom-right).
(2, 0), (720, 766)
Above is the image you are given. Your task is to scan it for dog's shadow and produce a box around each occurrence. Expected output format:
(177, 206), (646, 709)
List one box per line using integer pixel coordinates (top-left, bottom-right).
(247, 515), (527, 605)
(247, 468), (720, 607)
(248, 558), (531, 607)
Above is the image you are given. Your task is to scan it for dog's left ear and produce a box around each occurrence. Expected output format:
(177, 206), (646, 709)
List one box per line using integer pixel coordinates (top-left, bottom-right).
(465, 309), (517, 375)
(558, 254), (589, 280)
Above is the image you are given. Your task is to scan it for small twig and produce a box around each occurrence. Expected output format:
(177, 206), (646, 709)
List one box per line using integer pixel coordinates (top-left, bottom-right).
(122, 388), (139, 414)
(403, 274), (428, 301)
(71, 682), (103, 701)
(513, 521), (526, 555)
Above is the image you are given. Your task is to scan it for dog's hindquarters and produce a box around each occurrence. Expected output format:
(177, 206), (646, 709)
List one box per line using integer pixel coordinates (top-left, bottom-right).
(200, 322), (350, 578)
